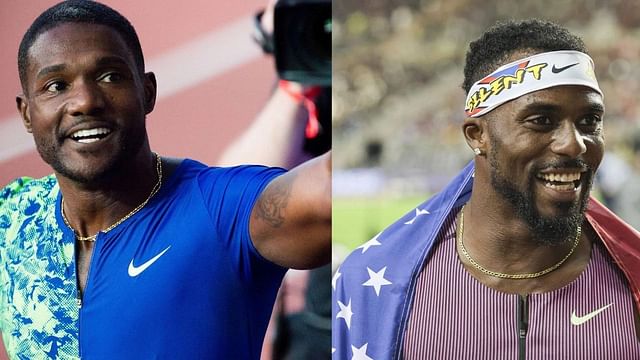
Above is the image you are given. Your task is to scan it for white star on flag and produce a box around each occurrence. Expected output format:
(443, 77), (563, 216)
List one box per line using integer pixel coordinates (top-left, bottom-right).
(336, 298), (354, 329)
(404, 208), (430, 225)
(362, 266), (392, 296)
(356, 233), (381, 254)
(332, 268), (342, 291)
(351, 343), (374, 360)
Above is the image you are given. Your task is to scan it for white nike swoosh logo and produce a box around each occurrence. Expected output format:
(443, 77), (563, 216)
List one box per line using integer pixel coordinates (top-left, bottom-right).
(128, 246), (171, 277)
(570, 303), (613, 326)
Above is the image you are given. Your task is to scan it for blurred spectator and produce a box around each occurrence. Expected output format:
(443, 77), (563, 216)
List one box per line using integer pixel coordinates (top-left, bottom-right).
(598, 134), (640, 230)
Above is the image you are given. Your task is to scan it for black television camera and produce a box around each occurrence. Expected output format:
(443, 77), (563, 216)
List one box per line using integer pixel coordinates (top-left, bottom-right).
(273, 0), (331, 85)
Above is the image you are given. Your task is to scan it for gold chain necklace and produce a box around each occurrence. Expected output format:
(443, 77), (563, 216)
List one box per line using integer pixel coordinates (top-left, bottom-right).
(457, 205), (581, 279)
(61, 153), (162, 242)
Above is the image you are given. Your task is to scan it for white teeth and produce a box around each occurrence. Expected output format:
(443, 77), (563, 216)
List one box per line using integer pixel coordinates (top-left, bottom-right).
(544, 182), (576, 191)
(70, 127), (111, 141)
(538, 172), (581, 183)
(537, 171), (582, 191)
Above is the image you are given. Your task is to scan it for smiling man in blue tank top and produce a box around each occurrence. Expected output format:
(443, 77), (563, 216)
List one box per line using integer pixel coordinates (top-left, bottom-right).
(0, 1), (331, 359)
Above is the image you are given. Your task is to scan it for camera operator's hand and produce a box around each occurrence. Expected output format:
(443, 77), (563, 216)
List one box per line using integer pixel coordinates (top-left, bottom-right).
(260, 0), (276, 34)
(252, 0), (276, 54)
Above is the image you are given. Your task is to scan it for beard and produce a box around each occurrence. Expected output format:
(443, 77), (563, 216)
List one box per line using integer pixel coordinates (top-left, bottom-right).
(35, 121), (147, 185)
(487, 135), (592, 245)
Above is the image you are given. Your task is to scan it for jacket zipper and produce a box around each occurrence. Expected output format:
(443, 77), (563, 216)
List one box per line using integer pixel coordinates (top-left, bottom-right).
(76, 235), (99, 359)
(517, 295), (529, 360)
(77, 296), (83, 359)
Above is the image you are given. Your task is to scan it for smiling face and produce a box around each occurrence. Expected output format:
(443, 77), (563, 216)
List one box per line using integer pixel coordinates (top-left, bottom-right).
(17, 22), (156, 184)
(482, 84), (605, 243)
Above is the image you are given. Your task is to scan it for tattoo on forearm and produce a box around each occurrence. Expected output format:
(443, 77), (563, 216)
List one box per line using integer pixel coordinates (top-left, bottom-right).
(255, 174), (296, 228)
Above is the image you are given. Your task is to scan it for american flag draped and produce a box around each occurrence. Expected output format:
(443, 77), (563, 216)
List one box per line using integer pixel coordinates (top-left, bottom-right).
(332, 161), (640, 360)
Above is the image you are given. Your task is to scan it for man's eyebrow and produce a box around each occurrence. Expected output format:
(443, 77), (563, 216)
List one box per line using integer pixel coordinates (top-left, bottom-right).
(520, 102), (605, 114)
(35, 57), (132, 80)
(586, 103), (605, 113)
(36, 64), (66, 79)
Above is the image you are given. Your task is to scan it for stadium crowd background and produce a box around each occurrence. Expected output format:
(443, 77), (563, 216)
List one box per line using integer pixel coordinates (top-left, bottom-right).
(333, 0), (640, 255)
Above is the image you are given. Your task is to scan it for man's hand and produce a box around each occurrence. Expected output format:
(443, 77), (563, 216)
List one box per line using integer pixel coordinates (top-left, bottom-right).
(260, 0), (276, 34)
(249, 151), (331, 269)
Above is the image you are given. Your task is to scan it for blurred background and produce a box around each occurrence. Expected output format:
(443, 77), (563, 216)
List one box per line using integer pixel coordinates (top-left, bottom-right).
(333, 0), (640, 257)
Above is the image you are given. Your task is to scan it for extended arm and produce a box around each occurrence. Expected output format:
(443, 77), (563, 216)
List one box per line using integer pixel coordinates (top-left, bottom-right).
(216, 84), (311, 168)
(250, 151), (331, 269)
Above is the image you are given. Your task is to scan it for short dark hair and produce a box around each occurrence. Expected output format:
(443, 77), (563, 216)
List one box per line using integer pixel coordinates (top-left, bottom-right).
(462, 19), (587, 94)
(18, 0), (145, 90)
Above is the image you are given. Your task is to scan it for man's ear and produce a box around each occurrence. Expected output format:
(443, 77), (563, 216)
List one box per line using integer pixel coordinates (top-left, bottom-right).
(16, 95), (32, 133)
(143, 72), (157, 115)
(462, 116), (488, 154)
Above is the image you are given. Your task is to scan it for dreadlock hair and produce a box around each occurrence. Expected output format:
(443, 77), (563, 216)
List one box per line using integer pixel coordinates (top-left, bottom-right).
(462, 19), (587, 94)
(18, 0), (144, 91)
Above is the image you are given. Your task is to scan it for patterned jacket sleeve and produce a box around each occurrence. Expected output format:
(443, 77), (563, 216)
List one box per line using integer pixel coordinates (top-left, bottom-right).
(0, 177), (34, 331)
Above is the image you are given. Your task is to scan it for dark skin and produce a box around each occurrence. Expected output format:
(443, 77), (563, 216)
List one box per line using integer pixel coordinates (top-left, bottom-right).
(18, 23), (161, 297)
(17, 23), (331, 297)
(460, 52), (605, 295)
(461, 74), (640, 335)
(74, 157), (181, 296)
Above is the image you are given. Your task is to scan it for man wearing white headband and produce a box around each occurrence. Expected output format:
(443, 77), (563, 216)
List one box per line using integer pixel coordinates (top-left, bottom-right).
(334, 19), (640, 359)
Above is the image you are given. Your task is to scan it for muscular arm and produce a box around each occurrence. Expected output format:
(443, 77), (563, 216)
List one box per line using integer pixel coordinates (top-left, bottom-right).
(250, 151), (331, 269)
